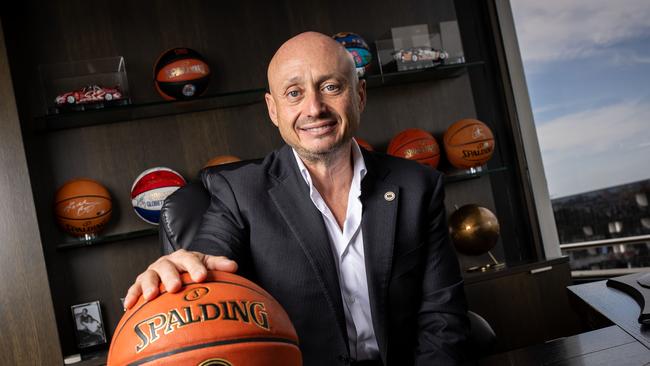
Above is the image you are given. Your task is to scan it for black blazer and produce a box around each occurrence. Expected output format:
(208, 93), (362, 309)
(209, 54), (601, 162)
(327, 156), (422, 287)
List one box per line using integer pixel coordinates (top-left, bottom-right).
(189, 145), (469, 366)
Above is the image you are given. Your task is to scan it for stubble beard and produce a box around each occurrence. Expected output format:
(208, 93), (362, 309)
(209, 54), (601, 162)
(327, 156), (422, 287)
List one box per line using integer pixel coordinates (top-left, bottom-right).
(292, 135), (351, 166)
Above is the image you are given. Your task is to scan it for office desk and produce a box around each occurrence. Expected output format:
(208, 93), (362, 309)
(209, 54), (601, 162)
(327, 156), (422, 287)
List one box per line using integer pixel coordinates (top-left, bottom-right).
(568, 280), (650, 350)
(477, 325), (650, 365)
(478, 279), (650, 365)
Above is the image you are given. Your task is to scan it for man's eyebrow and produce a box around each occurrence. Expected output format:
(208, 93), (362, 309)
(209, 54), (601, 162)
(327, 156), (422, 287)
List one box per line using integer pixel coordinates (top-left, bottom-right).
(316, 73), (348, 85)
(281, 76), (303, 88)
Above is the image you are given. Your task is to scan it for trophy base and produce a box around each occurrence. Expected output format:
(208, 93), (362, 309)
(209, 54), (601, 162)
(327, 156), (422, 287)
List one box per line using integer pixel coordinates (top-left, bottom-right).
(466, 262), (506, 273)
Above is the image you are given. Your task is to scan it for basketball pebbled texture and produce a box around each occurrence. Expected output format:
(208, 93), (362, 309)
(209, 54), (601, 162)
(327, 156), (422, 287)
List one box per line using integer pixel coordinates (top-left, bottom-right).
(443, 118), (495, 169)
(108, 271), (301, 366)
(54, 178), (112, 237)
(387, 128), (440, 169)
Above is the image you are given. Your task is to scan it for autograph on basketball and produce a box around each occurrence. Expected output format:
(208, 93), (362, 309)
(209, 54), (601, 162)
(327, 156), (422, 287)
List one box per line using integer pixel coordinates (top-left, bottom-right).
(63, 199), (103, 216)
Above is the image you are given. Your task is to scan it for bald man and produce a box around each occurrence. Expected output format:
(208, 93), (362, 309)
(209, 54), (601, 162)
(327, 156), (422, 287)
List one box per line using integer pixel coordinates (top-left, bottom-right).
(126, 32), (469, 365)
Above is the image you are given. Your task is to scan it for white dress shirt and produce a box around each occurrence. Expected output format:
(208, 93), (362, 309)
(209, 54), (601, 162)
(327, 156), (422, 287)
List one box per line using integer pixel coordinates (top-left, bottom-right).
(292, 141), (380, 361)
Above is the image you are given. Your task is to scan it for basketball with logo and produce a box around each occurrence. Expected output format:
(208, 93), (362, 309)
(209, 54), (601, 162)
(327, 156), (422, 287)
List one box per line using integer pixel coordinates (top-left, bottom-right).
(333, 32), (372, 77)
(387, 128), (440, 169)
(443, 118), (495, 169)
(54, 178), (112, 237)
(154, 47), (211, 100)
(107, 271), (302, 366)
(131, 167), (186, 225)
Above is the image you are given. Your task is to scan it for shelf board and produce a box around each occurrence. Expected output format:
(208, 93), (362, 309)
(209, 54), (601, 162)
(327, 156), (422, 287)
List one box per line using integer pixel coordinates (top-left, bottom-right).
(443, 165), (507, 183)
(57, 228), (158, 250)
(365, 60), (483, 88)
(36, 88), (268, 133)
(36, 61), (482, 133)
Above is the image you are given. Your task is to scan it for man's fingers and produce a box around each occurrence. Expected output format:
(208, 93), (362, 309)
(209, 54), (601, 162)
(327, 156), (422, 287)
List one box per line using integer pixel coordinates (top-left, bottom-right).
(204, 255), (238, 273)
(166, 250), (209, 283)
(124, 283), (143, 310)
(122, 250), (237, 311)
(137, 270), (162, 301)
(153, 259), (183, 293)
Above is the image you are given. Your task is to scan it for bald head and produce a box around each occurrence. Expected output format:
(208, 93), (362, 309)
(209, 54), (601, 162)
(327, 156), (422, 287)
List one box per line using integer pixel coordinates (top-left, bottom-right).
(263, 31), (367, 164)
(267, 31), (357, 93)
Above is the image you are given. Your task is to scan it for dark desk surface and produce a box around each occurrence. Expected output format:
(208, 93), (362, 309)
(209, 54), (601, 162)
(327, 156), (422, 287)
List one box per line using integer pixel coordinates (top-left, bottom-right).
(478, 325), (650, 365)
(478, 279), (650, 365)
(568, 280), (650, 350)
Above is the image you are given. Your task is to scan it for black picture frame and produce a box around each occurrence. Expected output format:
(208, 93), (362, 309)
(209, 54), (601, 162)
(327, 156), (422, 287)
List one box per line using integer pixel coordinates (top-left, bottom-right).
(71, 301), (107, 348)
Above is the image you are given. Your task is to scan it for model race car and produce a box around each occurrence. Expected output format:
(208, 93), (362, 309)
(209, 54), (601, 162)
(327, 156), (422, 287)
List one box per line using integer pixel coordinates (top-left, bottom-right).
(393, 47), (449, 63)
(55, 85), (123, 106)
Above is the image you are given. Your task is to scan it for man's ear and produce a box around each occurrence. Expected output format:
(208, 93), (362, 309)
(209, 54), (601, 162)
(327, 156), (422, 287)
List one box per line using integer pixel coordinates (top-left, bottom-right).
(265, 93), (279, 127)
(357, 79), (367, 113)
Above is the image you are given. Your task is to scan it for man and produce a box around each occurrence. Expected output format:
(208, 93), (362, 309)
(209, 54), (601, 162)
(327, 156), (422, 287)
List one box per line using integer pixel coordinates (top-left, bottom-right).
(125, 31), (469, 365)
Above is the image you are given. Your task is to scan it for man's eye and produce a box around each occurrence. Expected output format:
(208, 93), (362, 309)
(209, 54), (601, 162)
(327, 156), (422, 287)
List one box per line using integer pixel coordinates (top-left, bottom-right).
(287, 90), (301, 98)
(324, 84), (340, 92)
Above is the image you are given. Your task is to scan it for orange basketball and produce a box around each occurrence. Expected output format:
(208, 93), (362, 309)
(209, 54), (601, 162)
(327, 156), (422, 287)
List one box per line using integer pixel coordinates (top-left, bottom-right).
(354, 137), (374, 151)
(443, 118), (495, 169)
(203, 155), (241, 169)
(108, 271), (301, 366)
(387, 128), (440, 168)
(54, 178), (112, 237)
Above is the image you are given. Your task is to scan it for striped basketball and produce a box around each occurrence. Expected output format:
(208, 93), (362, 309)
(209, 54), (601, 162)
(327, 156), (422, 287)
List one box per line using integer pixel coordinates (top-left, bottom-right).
(131, 167), (186, 225)
(154, 47), (211, 100)
(387, 128), (440, 169)
(54, 178), (112, 237)
(107, 271), (302, 366)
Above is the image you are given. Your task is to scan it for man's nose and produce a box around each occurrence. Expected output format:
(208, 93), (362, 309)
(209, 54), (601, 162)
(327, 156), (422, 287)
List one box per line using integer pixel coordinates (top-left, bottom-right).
(304, 91), (327, 118)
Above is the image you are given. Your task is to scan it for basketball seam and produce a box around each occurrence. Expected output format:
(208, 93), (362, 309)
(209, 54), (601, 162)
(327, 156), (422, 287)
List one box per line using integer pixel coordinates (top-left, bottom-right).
(446, 137), (494, 148)
(55, 195), (111, 204)
(445, 123), (493, 146)
(112, 280), (273, 342)
(389, 137), (436, 155)
(126, 337), (299, 366)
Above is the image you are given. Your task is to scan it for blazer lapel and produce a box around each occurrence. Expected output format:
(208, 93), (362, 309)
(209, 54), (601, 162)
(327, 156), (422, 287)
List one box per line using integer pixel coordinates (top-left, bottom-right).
(360, 151), (398, 363)
(267, 146), (349, 348)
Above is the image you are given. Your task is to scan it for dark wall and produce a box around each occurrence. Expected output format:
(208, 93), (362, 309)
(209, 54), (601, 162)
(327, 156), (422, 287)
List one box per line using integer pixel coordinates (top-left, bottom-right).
(1, 0), (535, 355)
(0, 20), (62, 365)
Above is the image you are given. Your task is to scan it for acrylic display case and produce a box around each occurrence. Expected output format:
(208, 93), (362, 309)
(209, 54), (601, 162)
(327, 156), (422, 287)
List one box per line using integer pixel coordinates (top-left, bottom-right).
(376, 22), (465, 74)
(39, 56), (131, 114)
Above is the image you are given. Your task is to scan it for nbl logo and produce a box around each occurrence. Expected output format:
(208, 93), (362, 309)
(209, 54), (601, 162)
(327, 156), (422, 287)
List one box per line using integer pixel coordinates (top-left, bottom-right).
(198, 358), (233, 366)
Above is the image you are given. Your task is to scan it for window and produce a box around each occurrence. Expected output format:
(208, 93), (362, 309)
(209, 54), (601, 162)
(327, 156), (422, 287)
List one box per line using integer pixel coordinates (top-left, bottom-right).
(511, 0), (650, 275)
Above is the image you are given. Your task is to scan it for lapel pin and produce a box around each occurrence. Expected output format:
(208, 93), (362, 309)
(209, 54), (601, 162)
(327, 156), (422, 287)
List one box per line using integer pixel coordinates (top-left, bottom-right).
(384, 191), (396, 201)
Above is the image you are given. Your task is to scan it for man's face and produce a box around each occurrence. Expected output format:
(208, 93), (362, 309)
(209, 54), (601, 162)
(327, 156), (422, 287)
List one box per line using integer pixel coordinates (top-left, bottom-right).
(265, 36), (366, 161)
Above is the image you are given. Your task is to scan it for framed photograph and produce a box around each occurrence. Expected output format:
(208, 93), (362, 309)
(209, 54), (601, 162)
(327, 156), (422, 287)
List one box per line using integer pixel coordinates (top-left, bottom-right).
(71, 301), (107, 348)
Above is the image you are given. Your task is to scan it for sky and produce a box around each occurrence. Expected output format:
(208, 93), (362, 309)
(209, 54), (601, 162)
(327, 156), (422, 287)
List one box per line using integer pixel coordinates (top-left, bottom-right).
(510, 0), (650, 198)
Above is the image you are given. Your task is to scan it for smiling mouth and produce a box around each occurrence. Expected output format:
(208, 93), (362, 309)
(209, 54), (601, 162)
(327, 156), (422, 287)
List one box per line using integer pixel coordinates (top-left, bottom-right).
(298, 121), (337, 135)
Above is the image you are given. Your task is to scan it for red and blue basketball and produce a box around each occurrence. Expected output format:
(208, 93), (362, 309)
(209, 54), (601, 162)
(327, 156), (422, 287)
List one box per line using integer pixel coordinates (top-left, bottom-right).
(333, 32), (372, 77)
(131, 167), (186, 225)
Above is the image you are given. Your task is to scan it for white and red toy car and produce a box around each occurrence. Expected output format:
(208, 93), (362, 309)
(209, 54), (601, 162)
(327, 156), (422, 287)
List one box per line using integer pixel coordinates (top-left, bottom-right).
(55, 85), (123, 105)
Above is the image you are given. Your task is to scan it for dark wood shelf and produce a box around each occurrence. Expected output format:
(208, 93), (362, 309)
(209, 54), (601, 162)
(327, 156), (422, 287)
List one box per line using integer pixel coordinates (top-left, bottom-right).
(365, 60), (483, 88)
(35, 61), (483, 133)
(57, 228), (157, 250)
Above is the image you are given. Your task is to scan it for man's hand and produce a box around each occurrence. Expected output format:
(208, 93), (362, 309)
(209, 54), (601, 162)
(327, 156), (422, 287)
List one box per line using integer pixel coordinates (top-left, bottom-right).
(123, 249), (238, 309)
